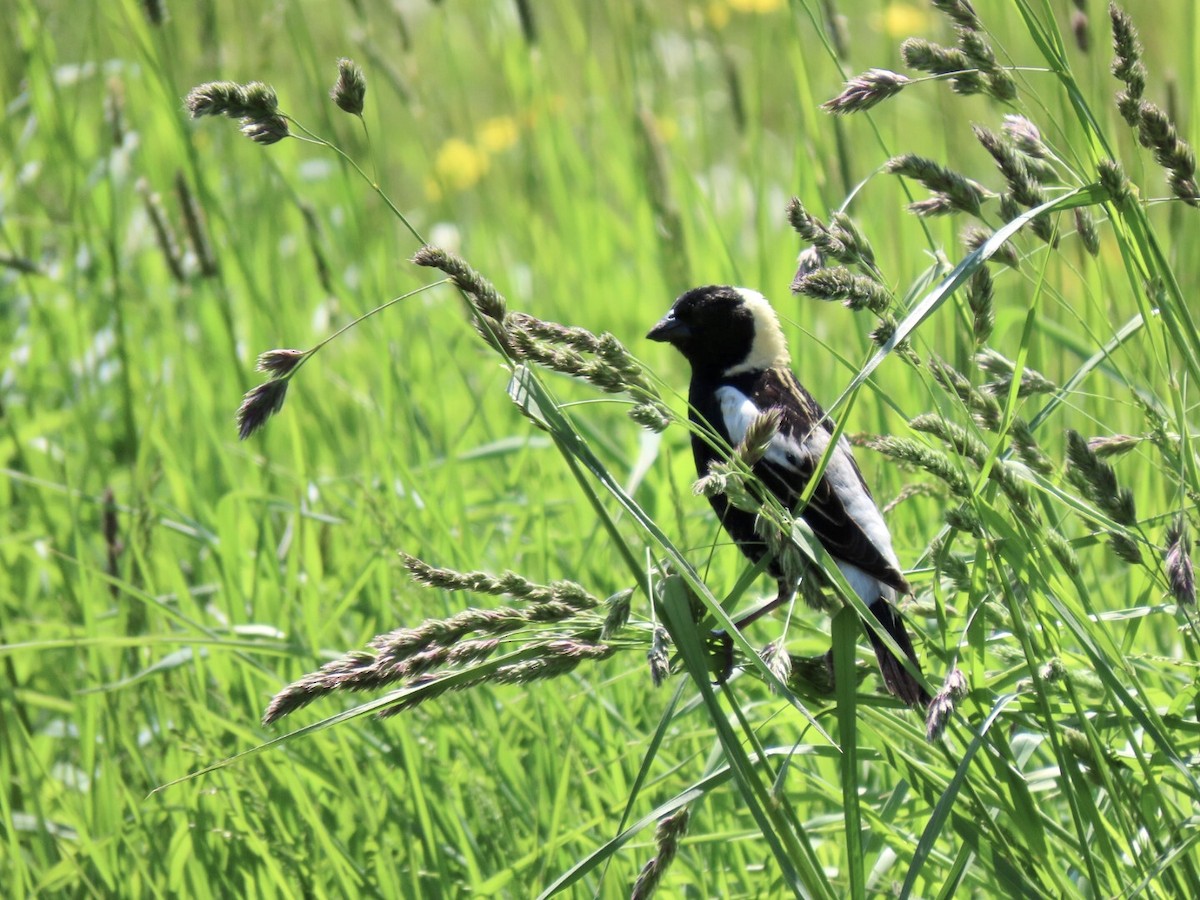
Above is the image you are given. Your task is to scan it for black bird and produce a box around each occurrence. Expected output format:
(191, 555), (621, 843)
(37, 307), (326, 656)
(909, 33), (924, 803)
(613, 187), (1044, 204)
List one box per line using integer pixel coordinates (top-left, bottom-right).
(648, 285), (930, 707)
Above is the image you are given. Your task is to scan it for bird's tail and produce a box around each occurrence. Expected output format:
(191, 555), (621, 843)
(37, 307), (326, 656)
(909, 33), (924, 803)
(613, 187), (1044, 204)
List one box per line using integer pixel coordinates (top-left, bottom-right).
(866, 600), (930, 709)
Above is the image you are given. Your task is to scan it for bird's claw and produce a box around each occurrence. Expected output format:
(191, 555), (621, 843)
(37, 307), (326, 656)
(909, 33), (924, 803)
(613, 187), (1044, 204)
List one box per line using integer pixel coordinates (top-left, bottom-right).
(708, 629), (735, 684)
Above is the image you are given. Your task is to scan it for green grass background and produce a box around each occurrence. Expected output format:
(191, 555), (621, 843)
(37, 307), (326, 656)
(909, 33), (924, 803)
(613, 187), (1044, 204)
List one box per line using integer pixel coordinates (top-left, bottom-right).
(4, 0), (1200, 896)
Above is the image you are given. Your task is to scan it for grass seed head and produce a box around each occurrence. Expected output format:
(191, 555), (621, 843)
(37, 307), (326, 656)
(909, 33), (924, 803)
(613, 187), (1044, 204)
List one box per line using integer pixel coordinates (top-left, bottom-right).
(925, 667), (968, 741)
(977, 348), (1057, 398)
(901, 38), (969, 77)
(822, 68), (911, 115)
(1109, 3), (1146, 122)
(412, 245), (507, 323)
(868, 435), (972, 497)
(961, 225), (1021, 270)
(648, 626), (670, 686)
(330, 57), (367, 115)
(967, 266), (994, 345)
(631, 807), (691, 900)
(1098, 158), (1132, 203)
(1087, 433), (1141, 458)
(886, 153), (991, 216)
(236, 379), (288, 439)
(786, 198), (846, 258)
(794, 266), (893, 314)
(240, 114), (290, 145)
(1165, 515), (1196, 605)
(1074, 208), (1102, 256)
(628, 401), (672, 432)
(738, 408), (782, 466)
(932, 0), (981, 31)
(255, 348), (306, 377)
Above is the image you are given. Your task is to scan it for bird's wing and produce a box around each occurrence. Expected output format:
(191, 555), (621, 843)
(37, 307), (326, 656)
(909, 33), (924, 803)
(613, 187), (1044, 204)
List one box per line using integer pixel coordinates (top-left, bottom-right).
(716, 378), (909, 593)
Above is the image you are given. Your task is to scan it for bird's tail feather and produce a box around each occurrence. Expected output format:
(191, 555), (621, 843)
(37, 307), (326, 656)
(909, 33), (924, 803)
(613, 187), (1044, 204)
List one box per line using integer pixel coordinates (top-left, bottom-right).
(866, 600), (930, 709)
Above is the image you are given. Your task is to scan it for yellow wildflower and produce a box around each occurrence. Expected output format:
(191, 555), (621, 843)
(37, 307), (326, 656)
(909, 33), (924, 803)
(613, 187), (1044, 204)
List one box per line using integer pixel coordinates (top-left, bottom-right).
(728, 0), (784, 13)
(433, 138), (490, 192)
(878, 3), (931, 38)
(478, 116), (520, 153)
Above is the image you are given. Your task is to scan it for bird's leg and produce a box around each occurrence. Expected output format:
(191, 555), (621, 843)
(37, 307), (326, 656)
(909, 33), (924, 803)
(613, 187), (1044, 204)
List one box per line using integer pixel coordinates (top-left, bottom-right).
(709, 577), (794, 683)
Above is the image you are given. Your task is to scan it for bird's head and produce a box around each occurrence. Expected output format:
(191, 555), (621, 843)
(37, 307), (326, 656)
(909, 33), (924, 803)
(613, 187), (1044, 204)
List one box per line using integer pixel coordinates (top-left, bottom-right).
(647, 285), (790, 376)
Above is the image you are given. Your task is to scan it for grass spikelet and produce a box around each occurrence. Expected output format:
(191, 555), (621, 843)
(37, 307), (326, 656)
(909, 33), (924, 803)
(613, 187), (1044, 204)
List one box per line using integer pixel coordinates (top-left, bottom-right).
(330, 58), (366, 116)
(601, 589), (633, 639)
(822, 69), (912, 114)
(411, 245), (507, 323)
(401, 553), (599, 609)
(973, 125), (1054, 243)
(631, 807), (691, 900)
(900, 38), (974, 81)
(977, 349), (1057, 397)
(945, 504), (984, 537)
(793, 267), (893, 314)
(867, 314), (919, 362)
(1087, 433), (1141, 457)
(1134, 101), (1200, 205)
(967, 266), (994, 345)
(1098, 158), (1132, 203)
(629, 401), (673, 432)
(1010, 417), (1055, 475)
(956, 29), (1016, 102)
(929, 357), (1003, 430)
(932, 0), (981, 31)
(867, 435), (971, 497)
(240, 115), (290, 145)
(235, 379), (289, 440)
(1065, 429), (1142, 564)
(185, 80), (290, 144)
(1165, 515), (1195, 605)
(885, 153), (991, 216)
(738, 408), (782, 466)
(507, 312), (603, 354)
(828, 212), (878, 271)
(185, 81), (259, 118)
(1001, 115), (1058, 182)
(909, 413), (989, 467)
(1074, 208), (1102, 256)
(1109, 2), (1146, 126)
(648, 626), (671, 687)
(925, 667), (968, 741)
(1046, 530), (1082, 576)
(961, 225), (1020, 269)
(786, 198), (846, 259)
(255, 348), (307, 377)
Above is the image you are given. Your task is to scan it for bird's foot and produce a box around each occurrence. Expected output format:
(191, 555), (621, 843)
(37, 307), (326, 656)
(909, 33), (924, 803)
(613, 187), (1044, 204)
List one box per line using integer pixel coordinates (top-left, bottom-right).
(707, 629), (735, 684)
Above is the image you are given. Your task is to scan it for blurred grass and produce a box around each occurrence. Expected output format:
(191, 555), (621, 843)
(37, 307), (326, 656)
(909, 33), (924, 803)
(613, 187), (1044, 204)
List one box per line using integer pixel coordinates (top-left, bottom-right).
(4, 0), (1200, 896)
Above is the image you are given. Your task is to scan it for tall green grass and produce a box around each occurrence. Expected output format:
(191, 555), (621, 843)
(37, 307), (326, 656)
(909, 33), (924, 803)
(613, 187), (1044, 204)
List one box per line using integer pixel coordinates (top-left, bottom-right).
(3, 0), (1200, 895)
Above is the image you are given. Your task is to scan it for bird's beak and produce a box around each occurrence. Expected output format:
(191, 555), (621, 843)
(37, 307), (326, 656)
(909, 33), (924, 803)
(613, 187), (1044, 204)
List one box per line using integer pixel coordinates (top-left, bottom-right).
(647, 312), (690, 343)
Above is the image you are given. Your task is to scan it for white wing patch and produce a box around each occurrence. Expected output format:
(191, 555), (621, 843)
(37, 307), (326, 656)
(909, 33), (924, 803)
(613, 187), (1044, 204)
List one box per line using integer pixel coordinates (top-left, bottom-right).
(715, 384), (902, 594)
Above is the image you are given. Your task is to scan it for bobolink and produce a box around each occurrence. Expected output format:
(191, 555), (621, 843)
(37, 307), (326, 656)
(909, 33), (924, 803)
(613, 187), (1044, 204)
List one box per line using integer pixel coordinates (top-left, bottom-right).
(648, 285), (930, 708)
